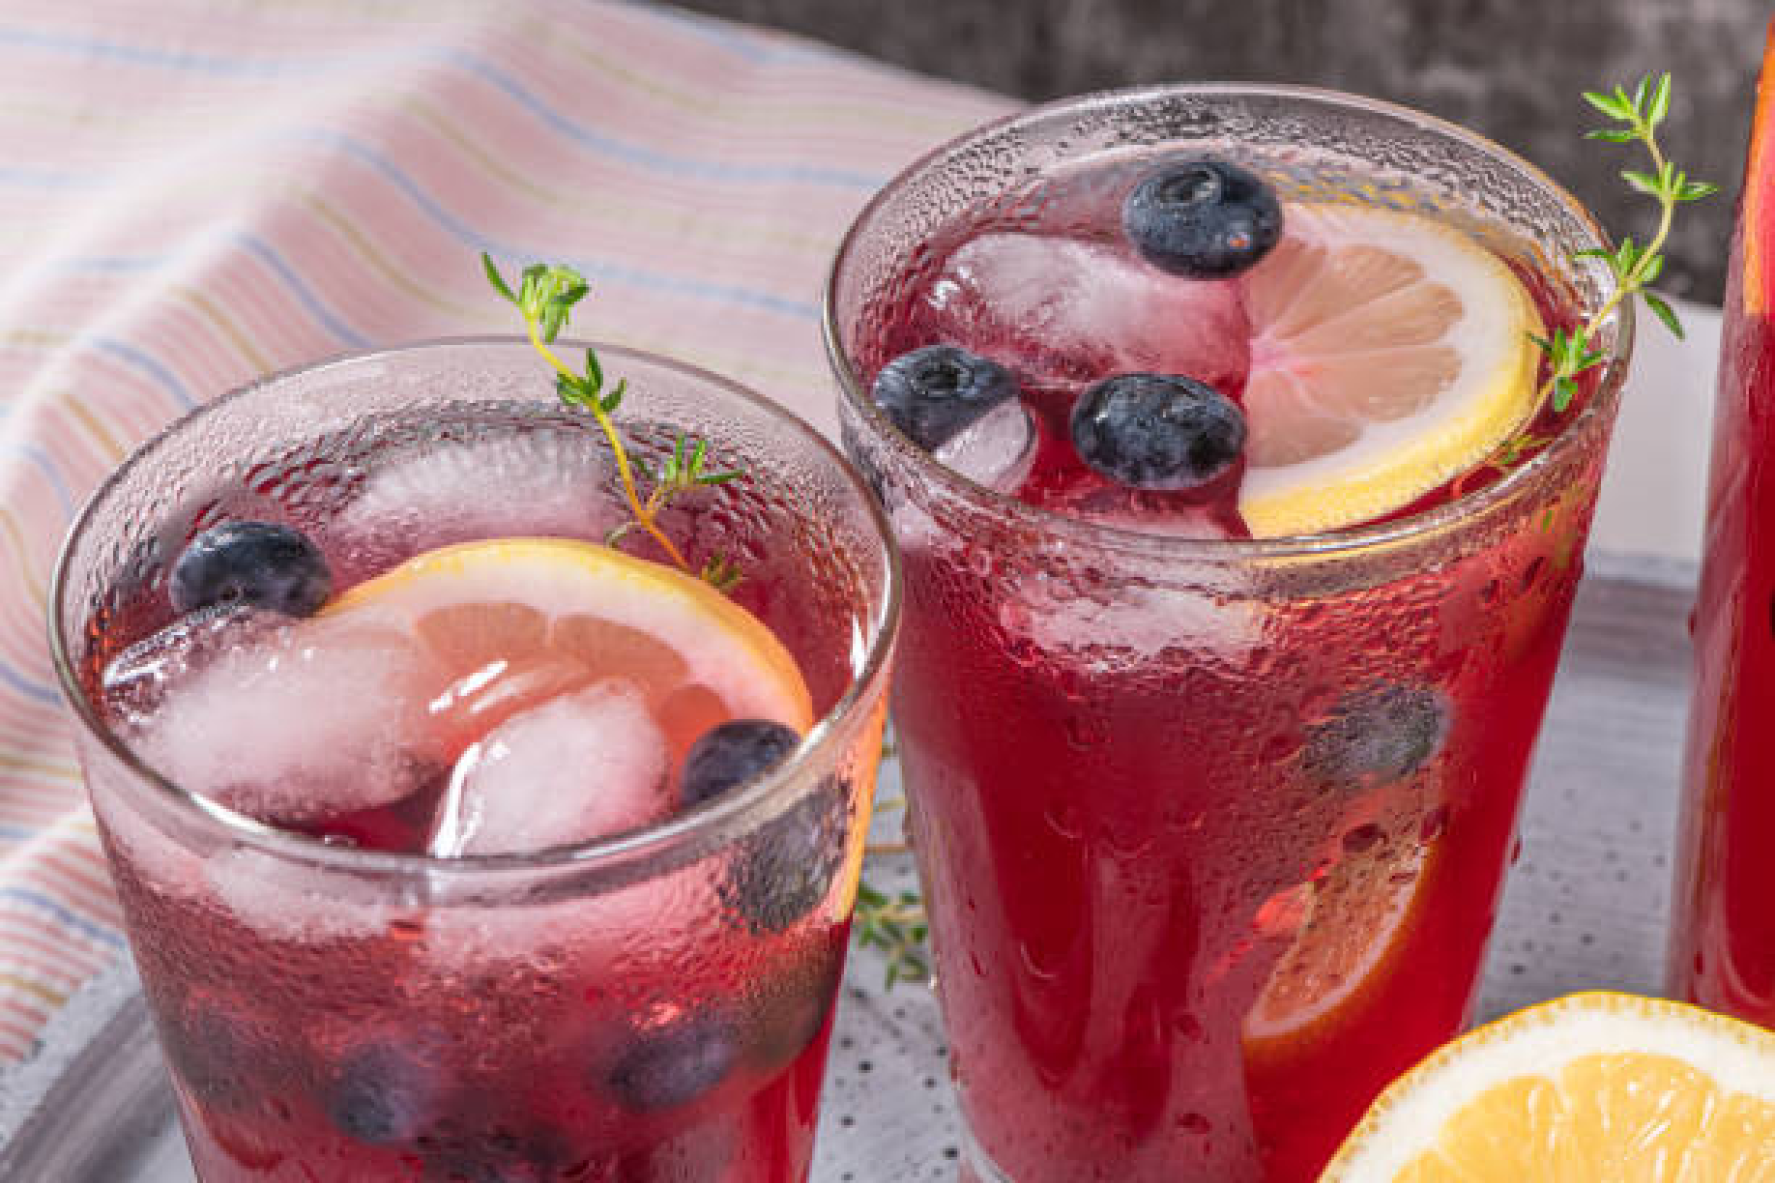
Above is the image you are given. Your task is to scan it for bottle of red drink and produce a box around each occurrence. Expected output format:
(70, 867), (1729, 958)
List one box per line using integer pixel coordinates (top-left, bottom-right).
(1670, 27), (1775, 1023)
(50, 340), (898, 1182)
(828, 86), (1629, 1182)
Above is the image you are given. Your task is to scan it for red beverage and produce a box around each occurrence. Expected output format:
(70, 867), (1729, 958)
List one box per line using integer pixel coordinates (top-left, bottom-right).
(1670, 29), (1775, 1024)
(51, 342), (898, 1181)
(828, 86), (1628, 1182)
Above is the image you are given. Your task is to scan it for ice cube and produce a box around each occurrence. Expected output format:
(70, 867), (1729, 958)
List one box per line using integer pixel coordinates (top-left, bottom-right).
(120, 615), (437, 824)
(924, 233), (1251, 391)
(1001, 574), (1262, 668)
(208, 847), (399, 943)
(428, 680), (670, 857)
(933, 399), (1037, 493)
(102, 606), (284, 726)
(330, 431), (617, 568)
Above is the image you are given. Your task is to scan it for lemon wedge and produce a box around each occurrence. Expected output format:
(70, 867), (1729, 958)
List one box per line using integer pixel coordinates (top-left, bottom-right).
(326, 537), (812, 754)
(1237, 204), (1544, 537)
(1321, 991), (1775, 1181)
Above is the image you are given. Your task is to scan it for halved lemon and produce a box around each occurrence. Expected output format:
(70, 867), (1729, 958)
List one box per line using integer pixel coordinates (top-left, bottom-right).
(1237, 205), (1545, 537)
(325, 537), (813, 758)
(1321, 991), (1775, 1181)
(1244, 818), (1431, 1061)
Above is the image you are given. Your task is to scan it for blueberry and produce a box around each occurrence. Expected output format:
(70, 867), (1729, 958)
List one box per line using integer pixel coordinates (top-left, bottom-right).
(170, 521), (332, 617)
(1305, 682), (1450, 787)
(870, 344), (1020, 451)
(681, 723), (849, 933)
(421, 1131), (563, 1183)
(1122, 159), (1283, 278)
(681, 720), (802, 807)
(742, 942), (844, 1071)
(723, 777), (851, 934)
(1069, 373), (1245, 489)
(159, 1001), (253, 1110)
(326, 1042), (446, 1146)
(608, 1013), (738, 1112)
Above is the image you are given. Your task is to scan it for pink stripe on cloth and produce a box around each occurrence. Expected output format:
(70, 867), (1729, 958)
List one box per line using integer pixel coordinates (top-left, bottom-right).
(0, 0), (1013, 1066)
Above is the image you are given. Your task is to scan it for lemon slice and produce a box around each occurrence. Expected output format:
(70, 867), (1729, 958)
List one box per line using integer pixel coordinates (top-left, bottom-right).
(1243, 825), (1430, 1059)
(1237, 205), (1544, 537)
(326, 537), (813, 756)
(1321, 991), (1775, 1181)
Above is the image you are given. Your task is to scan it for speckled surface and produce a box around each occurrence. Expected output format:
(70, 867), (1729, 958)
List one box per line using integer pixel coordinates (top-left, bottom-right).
(0, 565), (1697, 1180)
(675, 0), (1764, 302)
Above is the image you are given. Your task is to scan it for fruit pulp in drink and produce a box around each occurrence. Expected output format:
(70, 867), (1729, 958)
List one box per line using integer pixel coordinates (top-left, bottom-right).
(852, 153), (1600, 1181)
(79, 410), (869, 1183)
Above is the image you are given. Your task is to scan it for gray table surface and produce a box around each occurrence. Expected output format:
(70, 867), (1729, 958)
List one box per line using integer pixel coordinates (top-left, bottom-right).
(0, 557), (1697, 1181)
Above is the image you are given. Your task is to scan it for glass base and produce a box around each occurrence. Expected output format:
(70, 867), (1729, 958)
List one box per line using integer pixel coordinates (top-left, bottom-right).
(959, 1120), (1014, 1183)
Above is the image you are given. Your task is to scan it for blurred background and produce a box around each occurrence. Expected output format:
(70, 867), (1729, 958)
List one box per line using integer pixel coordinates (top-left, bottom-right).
(679, 0), (1766, 303)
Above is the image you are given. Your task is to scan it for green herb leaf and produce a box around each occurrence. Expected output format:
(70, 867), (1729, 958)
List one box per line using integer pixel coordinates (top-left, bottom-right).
(481, 256), (748, 588)
(1584, 89), (1633, 120)
(1642, 290), (1686, 338)
(481, 252), (517, 304)
(1647, 73), (1673, 127)
(1524, 75), (1713, 430)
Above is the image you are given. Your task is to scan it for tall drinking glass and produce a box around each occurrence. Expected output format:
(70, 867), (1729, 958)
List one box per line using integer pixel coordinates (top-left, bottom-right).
(51, 340), (898, 1181)
(1669, 33), (1775, 1024)
(826, 86), (1628, 1182)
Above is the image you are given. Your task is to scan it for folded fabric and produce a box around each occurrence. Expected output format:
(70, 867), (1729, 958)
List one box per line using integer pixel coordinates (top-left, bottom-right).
(0, 0), (1009, 1066)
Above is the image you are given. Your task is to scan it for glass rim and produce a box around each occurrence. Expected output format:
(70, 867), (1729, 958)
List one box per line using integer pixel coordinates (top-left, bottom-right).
(48, 335), (903, 880)
(823, 80), (1635, 563)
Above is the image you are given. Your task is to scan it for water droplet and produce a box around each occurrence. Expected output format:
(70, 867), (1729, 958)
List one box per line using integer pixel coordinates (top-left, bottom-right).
(1064, 714), (1108, 751)
(1342, 822), (1384, 855)
(1045, 803), (1083, 840)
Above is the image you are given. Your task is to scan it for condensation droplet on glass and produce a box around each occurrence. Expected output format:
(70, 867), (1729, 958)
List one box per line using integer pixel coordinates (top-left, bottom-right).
(1419, 803), (1452, 844)
(1064, 713), (1108, 751)
(1342, 822), (1384, 855)
(1045, 802), (1083, 840)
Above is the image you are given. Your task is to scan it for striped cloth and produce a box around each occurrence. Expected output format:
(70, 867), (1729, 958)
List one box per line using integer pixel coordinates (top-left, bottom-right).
(0, 0), (1008, 1065)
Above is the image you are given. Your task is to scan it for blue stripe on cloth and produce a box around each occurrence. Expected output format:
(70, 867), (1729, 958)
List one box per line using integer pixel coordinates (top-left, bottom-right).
(0, 24), (358, 78)
(0, 657), (60, 703)
(298, 129), (821, 321)
(234, 234), (370, 348)
(0, 659), (60, 708)
(444, 49), (886, 190)
(0, 165), (88, 188)
(52, 245), (364, 348)
(0, 31), (884, 191)
(53, 255), (168, 274)
(89, 337), (195, 409)
(0, 889), (126, 950)
(1, 442), (75, 515)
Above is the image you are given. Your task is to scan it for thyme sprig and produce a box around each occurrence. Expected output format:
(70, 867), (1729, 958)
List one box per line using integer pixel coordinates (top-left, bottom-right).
(482, 253), (742, 587)
(855, 880), (930, 991)
(1534, 74), (1716, 412)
